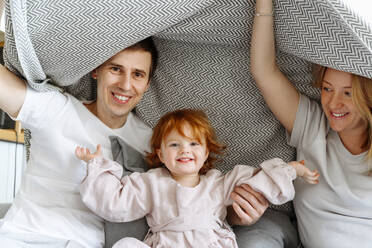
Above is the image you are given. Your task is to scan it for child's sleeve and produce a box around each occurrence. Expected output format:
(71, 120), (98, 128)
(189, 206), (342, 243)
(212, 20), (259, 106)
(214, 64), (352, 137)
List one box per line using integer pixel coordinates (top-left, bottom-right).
(223, 158), (297, 205)
(80, 157), (152, 222)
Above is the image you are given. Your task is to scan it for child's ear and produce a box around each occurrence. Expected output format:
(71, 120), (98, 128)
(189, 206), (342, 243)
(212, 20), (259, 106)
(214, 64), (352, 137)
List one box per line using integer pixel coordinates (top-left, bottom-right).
(205, 149), (209, 161)
(156, 149), (164, 163)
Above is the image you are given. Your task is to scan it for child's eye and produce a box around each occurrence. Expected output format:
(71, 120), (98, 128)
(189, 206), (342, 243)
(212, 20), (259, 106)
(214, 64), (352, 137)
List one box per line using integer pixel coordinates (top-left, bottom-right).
(169, 143), (179, 147)
(190, 142), (200, 146)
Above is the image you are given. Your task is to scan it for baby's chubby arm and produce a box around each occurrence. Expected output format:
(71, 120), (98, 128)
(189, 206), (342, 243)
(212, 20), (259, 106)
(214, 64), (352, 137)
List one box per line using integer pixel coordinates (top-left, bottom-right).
(288, 160), (319, 184)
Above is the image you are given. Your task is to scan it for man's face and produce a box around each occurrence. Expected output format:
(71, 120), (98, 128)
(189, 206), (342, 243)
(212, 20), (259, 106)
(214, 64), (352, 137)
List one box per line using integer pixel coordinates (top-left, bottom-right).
(93, 48), (152, 128)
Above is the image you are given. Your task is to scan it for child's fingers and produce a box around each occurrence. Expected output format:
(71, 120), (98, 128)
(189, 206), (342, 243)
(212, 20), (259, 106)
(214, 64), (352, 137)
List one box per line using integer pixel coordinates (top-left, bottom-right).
(305, 178), (319, 184)
(75, 147), (80, 156)
(305, 169), (320, 178)
(75, 147), (83, 157)
(304, 171), (320, 184)
(95, 144), (103, 156)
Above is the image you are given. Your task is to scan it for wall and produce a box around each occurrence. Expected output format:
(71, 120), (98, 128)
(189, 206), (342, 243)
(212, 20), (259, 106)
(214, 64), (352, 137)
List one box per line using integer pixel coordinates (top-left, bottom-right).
(0, 142), (25, 203)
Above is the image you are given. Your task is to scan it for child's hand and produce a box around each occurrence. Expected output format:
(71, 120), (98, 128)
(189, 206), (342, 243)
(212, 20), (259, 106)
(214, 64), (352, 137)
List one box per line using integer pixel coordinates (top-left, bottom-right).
(75, 144), (102, 163)
(288, 160), (319, 184)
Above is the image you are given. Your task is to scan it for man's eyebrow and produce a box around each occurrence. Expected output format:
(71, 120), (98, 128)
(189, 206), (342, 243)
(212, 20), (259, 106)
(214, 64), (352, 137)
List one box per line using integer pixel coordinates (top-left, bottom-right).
(107, 62), (147, 75)
(107, 62), (123, 68)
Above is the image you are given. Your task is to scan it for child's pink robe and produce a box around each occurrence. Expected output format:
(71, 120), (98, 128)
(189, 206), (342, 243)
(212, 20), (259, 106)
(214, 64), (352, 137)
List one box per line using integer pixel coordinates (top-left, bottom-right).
(80, 157), (296, 247)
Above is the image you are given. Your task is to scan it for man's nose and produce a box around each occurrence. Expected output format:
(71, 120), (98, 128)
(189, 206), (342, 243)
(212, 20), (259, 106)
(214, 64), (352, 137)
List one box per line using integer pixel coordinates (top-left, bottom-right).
(118, 74), (131, 91)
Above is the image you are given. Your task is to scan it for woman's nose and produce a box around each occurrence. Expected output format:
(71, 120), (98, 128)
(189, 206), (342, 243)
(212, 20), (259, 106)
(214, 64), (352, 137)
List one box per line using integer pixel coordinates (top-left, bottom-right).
(329, 93), (343, 109)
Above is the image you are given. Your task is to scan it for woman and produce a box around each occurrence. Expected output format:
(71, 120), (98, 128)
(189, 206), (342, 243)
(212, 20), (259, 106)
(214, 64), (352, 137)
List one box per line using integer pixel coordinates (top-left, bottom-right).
(250, 0), (372, 247)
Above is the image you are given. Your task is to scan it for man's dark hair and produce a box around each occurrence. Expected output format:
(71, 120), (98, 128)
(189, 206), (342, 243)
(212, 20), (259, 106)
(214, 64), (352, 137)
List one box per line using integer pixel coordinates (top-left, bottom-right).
(128, 37), (158, 79)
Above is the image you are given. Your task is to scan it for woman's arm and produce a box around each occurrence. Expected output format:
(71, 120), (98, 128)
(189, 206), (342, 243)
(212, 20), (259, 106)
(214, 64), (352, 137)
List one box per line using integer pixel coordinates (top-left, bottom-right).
(0, 65), (26, 118)
(250, 0), (299, 134)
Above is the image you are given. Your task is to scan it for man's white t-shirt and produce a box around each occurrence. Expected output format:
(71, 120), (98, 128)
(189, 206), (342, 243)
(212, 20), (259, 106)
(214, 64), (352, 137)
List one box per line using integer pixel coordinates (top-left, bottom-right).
(0, 86), (152, 247)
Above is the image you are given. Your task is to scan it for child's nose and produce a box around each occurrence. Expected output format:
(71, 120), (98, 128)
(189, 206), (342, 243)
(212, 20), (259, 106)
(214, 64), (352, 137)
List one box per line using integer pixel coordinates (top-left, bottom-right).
(180, 145), (191, 154)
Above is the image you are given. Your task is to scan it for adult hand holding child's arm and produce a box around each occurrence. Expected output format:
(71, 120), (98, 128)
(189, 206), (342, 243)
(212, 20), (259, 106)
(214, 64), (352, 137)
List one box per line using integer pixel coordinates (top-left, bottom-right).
(227, 185), (269, 226)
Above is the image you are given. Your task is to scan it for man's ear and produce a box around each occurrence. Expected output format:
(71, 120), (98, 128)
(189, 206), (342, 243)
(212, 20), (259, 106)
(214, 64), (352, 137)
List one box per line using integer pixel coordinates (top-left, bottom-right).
(145, 79), (151, 90)
(91, 69), (98, 79)
(156, 149), (164, 163)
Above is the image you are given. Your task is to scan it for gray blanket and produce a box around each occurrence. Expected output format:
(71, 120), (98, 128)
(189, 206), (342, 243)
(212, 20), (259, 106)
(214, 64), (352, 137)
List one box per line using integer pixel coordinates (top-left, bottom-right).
(3, 0), (372, 214)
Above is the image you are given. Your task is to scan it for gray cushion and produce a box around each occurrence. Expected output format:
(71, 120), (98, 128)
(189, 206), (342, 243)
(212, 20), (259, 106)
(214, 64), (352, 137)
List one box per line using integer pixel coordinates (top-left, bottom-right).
(0, 203), (11, 218)
(104, 136), (150, 247)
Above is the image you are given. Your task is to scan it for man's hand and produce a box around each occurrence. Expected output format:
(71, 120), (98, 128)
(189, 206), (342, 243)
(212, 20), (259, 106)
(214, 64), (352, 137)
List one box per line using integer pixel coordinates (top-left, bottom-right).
(75, 144), (102, 163)
(227, 184), (269, 226)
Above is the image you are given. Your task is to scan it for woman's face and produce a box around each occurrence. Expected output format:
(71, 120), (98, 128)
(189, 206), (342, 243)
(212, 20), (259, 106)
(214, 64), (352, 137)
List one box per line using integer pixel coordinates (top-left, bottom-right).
(321, 68), (368, 136)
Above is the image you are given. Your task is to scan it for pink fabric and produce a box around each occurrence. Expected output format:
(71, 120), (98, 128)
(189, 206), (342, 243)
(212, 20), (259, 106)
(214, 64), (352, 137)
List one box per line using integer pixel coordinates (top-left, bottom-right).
(80, 157), (296, 247)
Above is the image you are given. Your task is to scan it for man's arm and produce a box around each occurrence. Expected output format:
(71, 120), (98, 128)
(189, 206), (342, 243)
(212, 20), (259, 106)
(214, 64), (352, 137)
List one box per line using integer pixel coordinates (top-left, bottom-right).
(0, 65), (27, 118)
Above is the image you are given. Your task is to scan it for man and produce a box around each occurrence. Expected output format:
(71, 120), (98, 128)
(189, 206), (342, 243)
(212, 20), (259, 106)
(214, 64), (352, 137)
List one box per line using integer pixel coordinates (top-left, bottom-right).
(0, 36), (268, 247)
(0, 38), (157, 247)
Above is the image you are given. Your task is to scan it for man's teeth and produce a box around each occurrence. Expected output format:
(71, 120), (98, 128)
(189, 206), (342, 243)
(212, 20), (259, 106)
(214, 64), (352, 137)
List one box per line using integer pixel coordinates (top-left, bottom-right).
(332, 112), (347, 117)
(114, 94), (129, 101)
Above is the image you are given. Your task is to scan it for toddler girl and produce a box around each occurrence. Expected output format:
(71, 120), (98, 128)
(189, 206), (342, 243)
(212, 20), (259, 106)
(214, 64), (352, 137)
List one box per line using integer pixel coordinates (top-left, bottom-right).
(76, 109), (319, 248)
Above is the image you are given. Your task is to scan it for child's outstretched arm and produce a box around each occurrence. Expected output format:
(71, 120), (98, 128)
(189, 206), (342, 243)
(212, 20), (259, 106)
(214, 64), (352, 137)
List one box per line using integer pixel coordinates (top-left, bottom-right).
(288, 160), (319, 184)
(76, 145), (151, 222)
(75, 144), (102, 163)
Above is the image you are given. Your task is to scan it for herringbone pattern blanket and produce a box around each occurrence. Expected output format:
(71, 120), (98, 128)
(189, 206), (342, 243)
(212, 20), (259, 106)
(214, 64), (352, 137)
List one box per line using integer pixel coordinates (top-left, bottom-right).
(4, 0), (372, 212)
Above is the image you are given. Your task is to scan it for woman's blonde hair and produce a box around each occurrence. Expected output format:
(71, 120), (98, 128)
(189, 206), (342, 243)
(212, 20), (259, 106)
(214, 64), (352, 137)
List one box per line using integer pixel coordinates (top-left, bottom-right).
(313, 65), (372, 164)
(146, 109), (226, 174)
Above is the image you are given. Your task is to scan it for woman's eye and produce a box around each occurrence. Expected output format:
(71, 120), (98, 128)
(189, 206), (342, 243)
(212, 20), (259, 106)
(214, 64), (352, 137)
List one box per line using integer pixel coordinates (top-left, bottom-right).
(345, 91), (352, 97)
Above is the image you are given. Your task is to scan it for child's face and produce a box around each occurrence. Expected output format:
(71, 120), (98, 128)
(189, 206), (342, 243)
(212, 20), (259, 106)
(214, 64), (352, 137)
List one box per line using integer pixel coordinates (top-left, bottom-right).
(157, 124), (209, 178)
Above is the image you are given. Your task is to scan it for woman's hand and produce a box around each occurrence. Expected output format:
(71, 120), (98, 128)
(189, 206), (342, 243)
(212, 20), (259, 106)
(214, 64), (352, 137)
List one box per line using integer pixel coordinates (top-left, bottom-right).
(227, 184), (269, 226)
